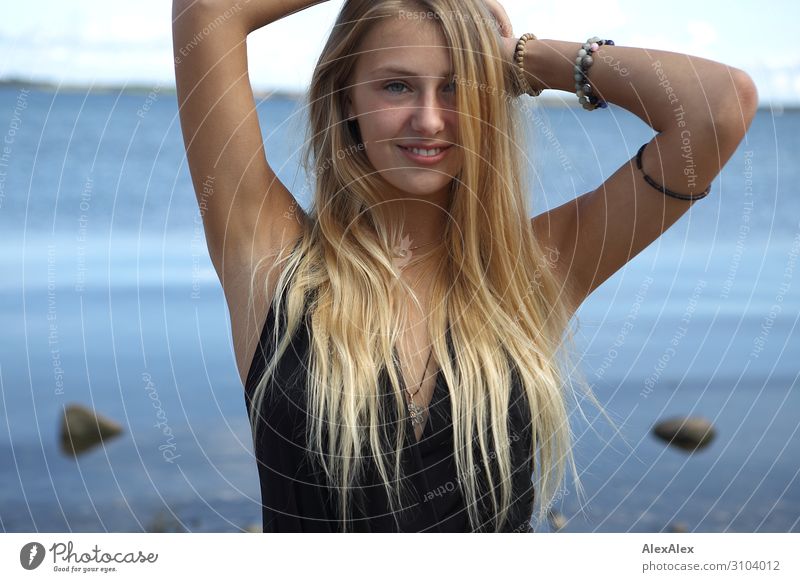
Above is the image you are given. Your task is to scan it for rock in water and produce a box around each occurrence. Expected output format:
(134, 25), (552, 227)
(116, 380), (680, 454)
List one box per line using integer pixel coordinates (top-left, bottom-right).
(653, 416), (715, 451)
(60, 404), (123, 456)
(146, 510), (187, 533)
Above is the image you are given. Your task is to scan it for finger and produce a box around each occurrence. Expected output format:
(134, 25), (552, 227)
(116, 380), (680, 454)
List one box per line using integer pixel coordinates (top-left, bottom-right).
(486, 0), (514, 37)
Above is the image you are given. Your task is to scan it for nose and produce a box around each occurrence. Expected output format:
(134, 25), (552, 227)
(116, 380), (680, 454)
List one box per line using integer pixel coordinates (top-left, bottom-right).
(410, 90), (447, 135)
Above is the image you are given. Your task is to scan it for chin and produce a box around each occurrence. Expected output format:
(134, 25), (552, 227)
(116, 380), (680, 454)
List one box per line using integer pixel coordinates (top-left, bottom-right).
(396, 183), (451, 199)
(384, 173), (454, 195)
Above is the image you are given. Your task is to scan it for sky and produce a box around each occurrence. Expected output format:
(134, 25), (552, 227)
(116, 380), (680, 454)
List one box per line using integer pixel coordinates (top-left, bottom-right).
(0, 0), (796, 105)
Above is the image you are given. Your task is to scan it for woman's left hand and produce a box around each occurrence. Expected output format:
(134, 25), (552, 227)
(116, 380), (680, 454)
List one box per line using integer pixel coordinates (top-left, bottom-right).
(483, 0), (517, 63)
(483, 0), (514, 38)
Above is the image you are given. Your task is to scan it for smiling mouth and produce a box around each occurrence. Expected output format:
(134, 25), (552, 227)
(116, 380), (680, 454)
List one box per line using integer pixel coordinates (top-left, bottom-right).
(397, 145), (451, 157)
(397, 145), (451, 161)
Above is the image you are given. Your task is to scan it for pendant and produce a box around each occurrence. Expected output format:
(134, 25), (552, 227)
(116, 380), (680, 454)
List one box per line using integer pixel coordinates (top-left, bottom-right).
(407, 401), (427, 427)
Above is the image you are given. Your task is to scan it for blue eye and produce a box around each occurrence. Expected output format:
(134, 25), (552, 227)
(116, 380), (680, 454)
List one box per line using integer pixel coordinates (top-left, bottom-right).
(385, 81), (408, 94)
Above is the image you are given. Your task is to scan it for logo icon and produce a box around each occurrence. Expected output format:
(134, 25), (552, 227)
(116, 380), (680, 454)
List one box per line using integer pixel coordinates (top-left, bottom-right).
(20, 542), (46, 570)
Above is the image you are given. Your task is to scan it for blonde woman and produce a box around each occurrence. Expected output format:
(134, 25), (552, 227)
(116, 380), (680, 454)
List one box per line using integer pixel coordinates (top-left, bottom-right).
(172, 0), (757, 532)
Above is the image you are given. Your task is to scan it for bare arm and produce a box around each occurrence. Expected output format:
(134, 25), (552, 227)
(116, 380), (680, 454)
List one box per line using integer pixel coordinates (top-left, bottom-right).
(516, 37), (758, 313)
(175, 0), (329, 35)
(172, 0), (326, 280)
(172, 0), (328, 385)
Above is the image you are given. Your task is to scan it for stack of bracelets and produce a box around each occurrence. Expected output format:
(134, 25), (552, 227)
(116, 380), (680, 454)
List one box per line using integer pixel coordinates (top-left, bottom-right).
(512, 34), (711, 201)
(574, 36), (614, 111)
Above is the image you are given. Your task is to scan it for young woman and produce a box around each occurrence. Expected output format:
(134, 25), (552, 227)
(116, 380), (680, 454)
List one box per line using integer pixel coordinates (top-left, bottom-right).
(172, 0), (757, 532)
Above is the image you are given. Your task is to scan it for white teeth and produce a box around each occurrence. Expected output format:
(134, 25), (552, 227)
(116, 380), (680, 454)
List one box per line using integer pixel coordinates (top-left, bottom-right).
(405, 147), (443, 157)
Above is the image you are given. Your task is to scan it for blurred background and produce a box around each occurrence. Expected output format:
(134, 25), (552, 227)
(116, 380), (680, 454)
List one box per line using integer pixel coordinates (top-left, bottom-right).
(0, 0), (797, 533)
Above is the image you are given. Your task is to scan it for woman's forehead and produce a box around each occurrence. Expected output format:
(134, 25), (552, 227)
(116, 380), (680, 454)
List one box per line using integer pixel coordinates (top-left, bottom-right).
(355, 17), (452, 79)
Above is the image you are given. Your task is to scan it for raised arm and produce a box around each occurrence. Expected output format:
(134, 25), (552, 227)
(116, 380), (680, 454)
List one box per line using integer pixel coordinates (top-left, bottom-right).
(515, 36), (758, 315)
(172, 0), (326, 280)
(172, 0), (327, 385)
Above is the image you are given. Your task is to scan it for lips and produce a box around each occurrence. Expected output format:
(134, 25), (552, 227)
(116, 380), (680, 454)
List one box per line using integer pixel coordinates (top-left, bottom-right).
(397, 144), (452, 165)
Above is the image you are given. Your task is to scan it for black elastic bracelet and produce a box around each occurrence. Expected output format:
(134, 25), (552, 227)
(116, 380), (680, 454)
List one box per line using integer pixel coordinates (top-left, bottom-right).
(636, 142), (710, 201)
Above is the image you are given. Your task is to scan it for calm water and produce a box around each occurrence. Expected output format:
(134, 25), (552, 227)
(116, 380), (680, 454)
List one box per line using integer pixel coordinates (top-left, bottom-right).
(0, 87), (797, 532)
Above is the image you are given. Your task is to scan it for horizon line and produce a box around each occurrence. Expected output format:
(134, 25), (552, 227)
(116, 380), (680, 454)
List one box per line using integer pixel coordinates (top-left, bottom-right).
(0, 77), (794, 110)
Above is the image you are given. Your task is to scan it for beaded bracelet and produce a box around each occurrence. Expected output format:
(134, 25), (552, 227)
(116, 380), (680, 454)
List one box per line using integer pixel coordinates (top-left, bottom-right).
(574, 36), (614, 111)
(513, 33), (542, 97)
(636, 142), (711, 201)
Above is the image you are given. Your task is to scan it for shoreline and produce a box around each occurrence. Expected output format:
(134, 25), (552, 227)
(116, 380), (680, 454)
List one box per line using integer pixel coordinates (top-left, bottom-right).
(0, 78), (792, 111)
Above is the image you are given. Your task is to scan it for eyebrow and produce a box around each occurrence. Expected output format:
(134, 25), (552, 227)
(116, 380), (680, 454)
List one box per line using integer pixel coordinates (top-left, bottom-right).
(367, 66), (453, 79)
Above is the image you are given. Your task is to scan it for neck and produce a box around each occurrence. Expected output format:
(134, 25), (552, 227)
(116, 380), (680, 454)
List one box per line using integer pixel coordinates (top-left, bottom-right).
(374, 184), (451, 251)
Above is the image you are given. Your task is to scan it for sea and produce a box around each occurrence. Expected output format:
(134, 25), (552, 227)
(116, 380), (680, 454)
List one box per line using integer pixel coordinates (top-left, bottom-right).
(0, 86), (797, 532)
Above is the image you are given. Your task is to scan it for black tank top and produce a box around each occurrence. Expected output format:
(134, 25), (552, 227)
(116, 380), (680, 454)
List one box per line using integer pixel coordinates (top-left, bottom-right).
(243, 274), (536, 532)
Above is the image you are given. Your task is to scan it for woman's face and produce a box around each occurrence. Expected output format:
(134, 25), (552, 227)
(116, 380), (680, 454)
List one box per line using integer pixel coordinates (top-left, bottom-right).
(345, 15), (462, 202)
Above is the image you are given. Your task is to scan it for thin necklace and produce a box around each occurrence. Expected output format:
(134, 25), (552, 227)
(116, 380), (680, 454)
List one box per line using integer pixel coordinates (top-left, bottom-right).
(407, 240), (438, 251)
(403, 348), (435, 428)
(395, 239), (441, 258)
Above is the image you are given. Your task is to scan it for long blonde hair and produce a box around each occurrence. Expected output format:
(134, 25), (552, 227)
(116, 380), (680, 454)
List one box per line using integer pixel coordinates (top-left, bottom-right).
(248, 0), (603, 532)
